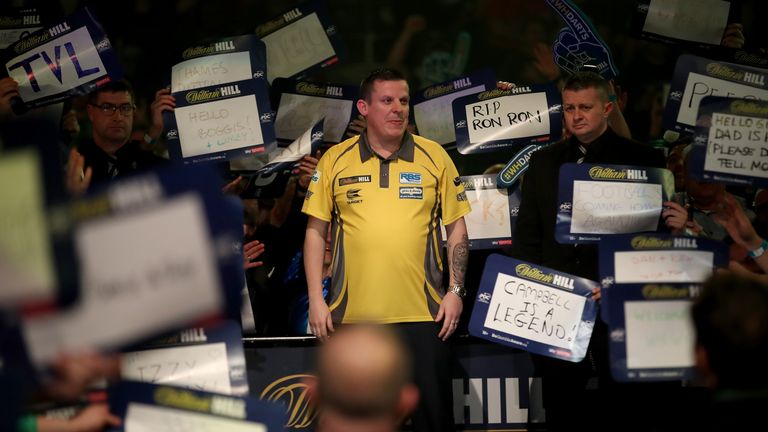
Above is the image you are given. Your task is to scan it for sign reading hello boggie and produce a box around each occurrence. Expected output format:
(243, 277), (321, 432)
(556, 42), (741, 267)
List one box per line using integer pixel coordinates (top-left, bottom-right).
(164, 79), (276, 164)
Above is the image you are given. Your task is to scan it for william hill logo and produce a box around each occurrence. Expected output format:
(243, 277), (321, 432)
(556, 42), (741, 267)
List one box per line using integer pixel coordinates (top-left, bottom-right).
(642, 284), (690, 299)
(631, 236), (672, 249)
(706, 63), (745, 82)
(631, 236), (698, 249)
(515, 264), (553, 284)
(260, 375), (316, 428)
(588, 166), (648, 181)
(186, 89), (221, 103)
(731, 100), (768, 116)
(515, 264), (575, 289)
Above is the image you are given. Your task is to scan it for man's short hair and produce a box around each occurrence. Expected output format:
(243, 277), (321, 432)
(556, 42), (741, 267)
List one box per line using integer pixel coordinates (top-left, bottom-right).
(562, 71), (610, 101)
(359, 68), (406, 102)
(87, 79), (135, 105)
(317, 324), (412, 419)
(692, 274), (768, 389)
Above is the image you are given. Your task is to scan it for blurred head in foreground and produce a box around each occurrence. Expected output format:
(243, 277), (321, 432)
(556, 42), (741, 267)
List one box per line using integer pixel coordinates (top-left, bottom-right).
(309, 324), (419, 432)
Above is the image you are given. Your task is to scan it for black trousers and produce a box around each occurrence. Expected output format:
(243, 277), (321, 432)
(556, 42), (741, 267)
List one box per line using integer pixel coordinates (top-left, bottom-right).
(395, 322), (455, 432)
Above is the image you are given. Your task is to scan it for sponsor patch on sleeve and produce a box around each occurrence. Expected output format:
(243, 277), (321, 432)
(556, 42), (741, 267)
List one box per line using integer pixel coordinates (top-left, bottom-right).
(311, 170), (322, 183)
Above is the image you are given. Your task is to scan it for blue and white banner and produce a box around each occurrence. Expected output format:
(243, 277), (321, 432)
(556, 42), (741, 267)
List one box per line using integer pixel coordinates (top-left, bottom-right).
(272, 77), (357, 144)
(443, 175), (521, 250)
(121, 321), (249, 396)
(164, 79), (277, 164)
(18, 164), (244, 368)
(4, 7), (122, 110)
(255, 119), (323, 176)
(599, 234), (726, 382)
(411, 69), (497, 146)
(545, 0), (619, 80)
(255, 0), (345, 83)
(663, 54), (768, 140)
(452, 83), (562, 154)
(108, 381), (286, 432)
(171, 35), (267, 93)
(469, 254), (598, 363)
(690, 96), (768, 187)
(556, 163), (674, 244)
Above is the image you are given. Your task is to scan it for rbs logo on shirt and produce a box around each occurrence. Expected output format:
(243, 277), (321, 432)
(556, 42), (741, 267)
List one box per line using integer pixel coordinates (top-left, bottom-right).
(399, 172), (422, 184)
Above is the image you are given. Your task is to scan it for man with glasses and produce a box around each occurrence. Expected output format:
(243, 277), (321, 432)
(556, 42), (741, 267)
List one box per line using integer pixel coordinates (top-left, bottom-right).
(66, 80), (171, 195)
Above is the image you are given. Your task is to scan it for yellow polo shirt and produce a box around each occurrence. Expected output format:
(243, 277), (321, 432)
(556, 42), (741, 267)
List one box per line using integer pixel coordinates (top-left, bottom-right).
(302, 131), (471, 324)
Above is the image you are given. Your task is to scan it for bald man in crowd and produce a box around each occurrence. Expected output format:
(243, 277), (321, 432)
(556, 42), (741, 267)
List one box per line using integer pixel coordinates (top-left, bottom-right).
(308, 325), (419, 432)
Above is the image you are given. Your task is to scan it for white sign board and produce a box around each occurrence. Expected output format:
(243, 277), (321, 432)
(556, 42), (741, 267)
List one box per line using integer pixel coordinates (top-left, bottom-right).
(614, 250), (714, 283)
(22, 194), (222, 365)
(625, 300), (695, 369)
(175, 95), (265, 158)
(122, 343), (231, 394)
(483, 272), (587, 350)
(571, 180), (662, 234)
(172, 52), (254, 93)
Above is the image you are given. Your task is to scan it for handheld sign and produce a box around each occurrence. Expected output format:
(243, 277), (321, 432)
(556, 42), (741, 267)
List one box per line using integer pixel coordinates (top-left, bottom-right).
(171, 35), (267, 93)
(633, 0), (730, 47)
(453, 83), (562, 154)
(629, 2), (768, 69)
(442, 175), (521, 249)
(4, 7), (122, 110)
(411, 69), (497, 146)
(0, 149), (77, 308)
(272, 78), (357, 144)
(255, 119), (323, 176)
(599, 234), (726, 323)
(556, 163), (674, 244)
(164, 79), (277, 164)
(0, 7), (43, 49)
(122, 321), (249, 396)
(599, 234), (726, 381)
(469, 254), (598, 362)
(254, 0), (345, 83)
(109, 381), (287, 432)
(545, 0), (619, 80)
(690, 96), (768, 187)
(663, 54), (768, 140)
(19, 165), (244, 368)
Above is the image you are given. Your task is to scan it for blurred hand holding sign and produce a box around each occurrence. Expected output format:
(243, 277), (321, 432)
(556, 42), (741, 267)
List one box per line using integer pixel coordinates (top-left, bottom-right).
(545, 0), (618, 80)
